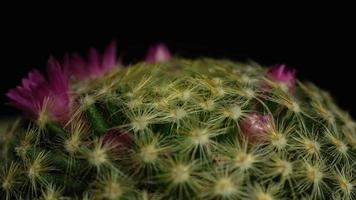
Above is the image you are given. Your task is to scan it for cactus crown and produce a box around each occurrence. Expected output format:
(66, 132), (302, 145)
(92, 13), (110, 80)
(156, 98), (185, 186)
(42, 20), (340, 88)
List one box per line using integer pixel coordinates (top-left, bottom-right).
(1, 56), (356, 199)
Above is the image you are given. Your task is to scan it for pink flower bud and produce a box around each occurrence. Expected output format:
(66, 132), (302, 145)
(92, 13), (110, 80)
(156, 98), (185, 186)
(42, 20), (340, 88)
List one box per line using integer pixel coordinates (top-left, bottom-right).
(240, 113), (274, 143)
(267, 64), (296, 94)
(103, 129), (134, 153)
(145, 43), (172, 63)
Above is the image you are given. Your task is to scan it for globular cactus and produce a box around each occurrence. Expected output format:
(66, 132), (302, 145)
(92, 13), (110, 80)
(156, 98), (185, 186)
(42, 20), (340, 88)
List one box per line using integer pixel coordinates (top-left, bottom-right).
(1, 42), (356, 200)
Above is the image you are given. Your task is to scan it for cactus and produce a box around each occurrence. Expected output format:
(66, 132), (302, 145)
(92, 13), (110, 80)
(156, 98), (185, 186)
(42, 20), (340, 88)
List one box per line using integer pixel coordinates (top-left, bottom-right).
(1, 43), (356, 200)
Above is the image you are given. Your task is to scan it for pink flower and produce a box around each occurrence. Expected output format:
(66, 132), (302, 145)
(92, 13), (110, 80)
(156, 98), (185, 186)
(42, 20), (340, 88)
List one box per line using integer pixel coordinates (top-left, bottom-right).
(6, 57), (72, 125)
(103, 129), (134, 153)
(63, 41), (120, 80)
(267, 64), (296, 94)
(145, 43), (172, 63)
(240, 113), (274, 143)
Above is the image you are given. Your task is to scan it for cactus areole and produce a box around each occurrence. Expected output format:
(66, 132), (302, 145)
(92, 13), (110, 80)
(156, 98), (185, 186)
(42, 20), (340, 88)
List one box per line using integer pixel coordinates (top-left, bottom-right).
(1, 43), (356, 200)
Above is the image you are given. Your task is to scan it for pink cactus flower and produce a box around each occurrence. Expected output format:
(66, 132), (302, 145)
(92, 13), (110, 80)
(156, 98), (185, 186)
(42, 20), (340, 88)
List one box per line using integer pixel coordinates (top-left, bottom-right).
(240, 112), (274, 143)
(103, 129), (134, 153)
(145, 43), (172, 63)
(6, 57), (72, 125)
(63, 41), (120, 80)
(267, 64), (296, 94)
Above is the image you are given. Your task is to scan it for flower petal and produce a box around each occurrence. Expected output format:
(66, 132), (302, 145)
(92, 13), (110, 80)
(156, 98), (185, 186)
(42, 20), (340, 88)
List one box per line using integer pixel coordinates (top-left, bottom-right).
(102, 40), (118, 72)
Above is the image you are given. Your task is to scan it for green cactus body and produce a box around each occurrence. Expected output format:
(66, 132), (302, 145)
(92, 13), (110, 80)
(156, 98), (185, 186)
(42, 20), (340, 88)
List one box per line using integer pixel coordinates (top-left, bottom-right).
(1, 58), (356, 199)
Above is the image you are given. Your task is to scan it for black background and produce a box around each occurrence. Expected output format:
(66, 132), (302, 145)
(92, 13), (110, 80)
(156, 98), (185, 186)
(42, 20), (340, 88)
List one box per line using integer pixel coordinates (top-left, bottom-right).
(1, 6), (355, 118)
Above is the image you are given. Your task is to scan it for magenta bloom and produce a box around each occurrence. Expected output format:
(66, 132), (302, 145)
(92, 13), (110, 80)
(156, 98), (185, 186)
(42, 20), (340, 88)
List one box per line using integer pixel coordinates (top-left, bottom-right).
(6, 57), (72, 125)
(145, 43), (172, 63)
(240, 113), (274, 143)
(267, 64), (296, 94)
(103, 129), (134, 153)
(63, 41), (120, 80)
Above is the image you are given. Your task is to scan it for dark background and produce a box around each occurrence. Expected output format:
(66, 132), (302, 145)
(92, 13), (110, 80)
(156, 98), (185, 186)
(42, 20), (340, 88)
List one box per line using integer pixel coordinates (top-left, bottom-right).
(1, 7), (355, 118)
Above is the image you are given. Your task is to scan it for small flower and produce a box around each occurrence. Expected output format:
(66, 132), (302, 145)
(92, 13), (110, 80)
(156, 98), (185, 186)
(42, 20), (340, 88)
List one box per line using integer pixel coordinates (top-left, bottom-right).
(6, 57), (72, 126)
(240, 113), (274, 143)
(145, 43), (172, 63)
(102, 129), (134, 153)
(267, 64), (296, 94)
(63, 41), (120, 80)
